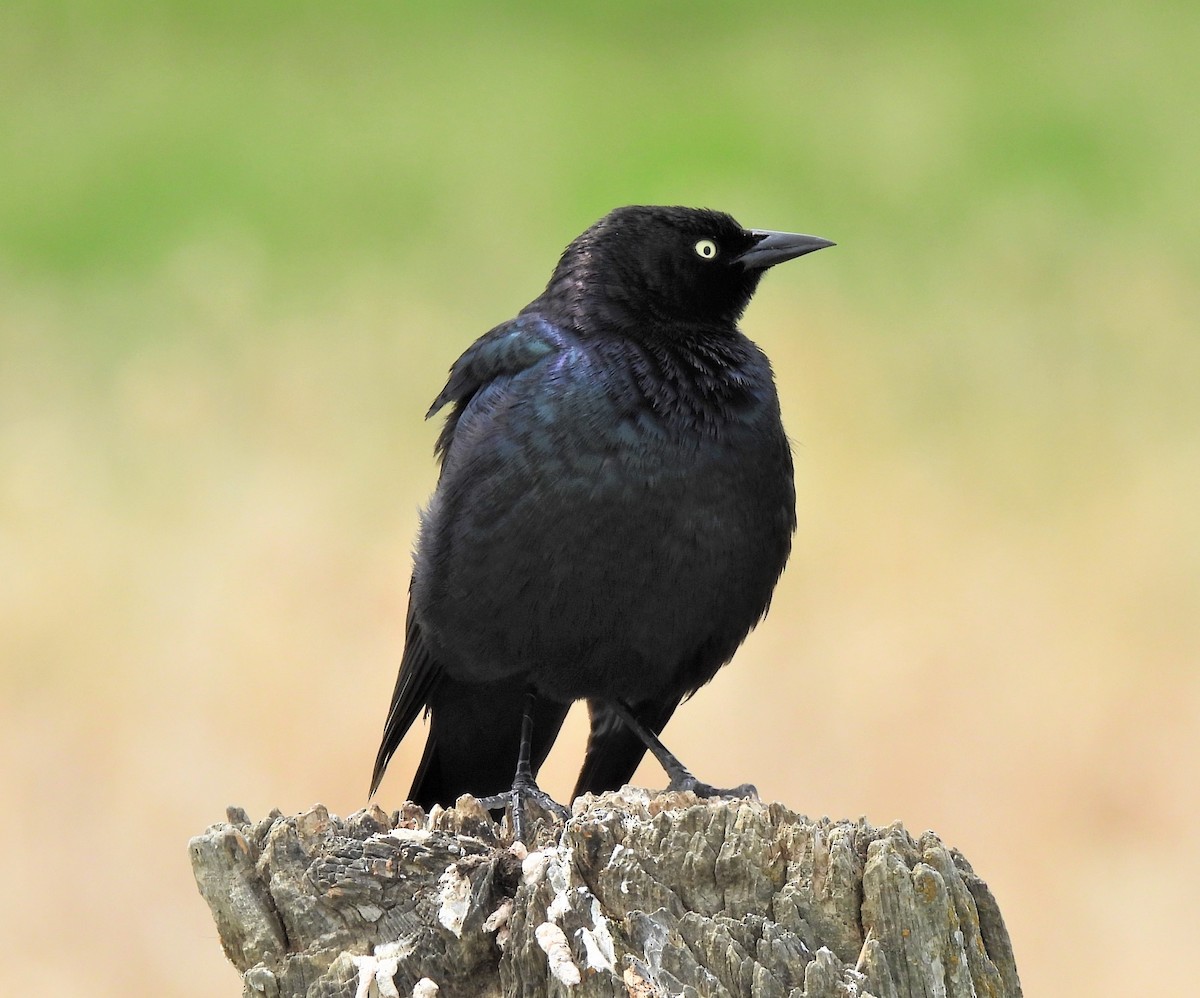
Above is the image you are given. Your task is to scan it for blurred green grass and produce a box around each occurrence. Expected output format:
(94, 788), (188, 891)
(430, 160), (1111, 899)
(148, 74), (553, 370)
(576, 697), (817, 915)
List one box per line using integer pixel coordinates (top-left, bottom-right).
(8, 3), (1195, 280)
(1, 3), (1198, 997)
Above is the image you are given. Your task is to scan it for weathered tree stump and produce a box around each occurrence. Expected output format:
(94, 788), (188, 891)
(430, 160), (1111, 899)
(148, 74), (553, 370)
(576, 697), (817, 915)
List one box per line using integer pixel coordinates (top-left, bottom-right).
(189, 789), (1021, 998)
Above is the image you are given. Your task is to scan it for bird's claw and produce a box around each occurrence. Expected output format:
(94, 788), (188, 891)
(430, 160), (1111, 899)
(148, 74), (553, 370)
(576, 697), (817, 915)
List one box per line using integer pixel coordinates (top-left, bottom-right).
(479, 780), (569, 844)
(665, 774), (760, 802)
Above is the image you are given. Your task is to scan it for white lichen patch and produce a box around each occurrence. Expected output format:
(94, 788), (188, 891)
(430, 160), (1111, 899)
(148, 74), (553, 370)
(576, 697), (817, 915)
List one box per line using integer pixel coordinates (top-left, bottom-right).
(389, 827), (433, 845)
(437, 865), (472, 937)
(546, 848), (573, 894)
(483, 899), (513, 948)
(579, 927), (614, 973)
(522, 849), (549, 885)
(539, 848), (582, 932)
(352, 953), (400, 998)
(352, 938), (420, 998)
(546, 888), (572, 922)
(536, 921), (582, 986)
(581, 898), (616, 971)
(483, 899), (512, 933)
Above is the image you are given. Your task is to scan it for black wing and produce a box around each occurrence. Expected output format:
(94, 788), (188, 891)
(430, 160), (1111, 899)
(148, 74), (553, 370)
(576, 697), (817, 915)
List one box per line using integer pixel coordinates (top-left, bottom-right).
(370, 314), (568, 804)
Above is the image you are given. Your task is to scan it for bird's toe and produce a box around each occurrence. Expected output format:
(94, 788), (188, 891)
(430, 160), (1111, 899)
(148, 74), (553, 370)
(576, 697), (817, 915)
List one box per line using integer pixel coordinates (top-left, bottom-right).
(666, 776), (759, 802)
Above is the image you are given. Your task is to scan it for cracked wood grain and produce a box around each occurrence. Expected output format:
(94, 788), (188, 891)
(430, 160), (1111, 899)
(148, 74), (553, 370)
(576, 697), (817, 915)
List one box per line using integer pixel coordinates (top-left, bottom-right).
(190, 790), (1021, 998)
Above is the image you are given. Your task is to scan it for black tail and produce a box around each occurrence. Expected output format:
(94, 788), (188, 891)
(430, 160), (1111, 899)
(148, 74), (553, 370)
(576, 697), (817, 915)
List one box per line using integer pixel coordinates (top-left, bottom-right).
(370, 608), (439, 798)
(572, 696), (681, 798)
(409, 676), (570, 809)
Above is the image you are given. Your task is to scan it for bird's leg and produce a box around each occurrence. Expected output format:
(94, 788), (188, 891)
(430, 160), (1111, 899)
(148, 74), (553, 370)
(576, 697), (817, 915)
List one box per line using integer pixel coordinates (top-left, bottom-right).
(611, 700), (758, 801)
(478, 689), (569, 842)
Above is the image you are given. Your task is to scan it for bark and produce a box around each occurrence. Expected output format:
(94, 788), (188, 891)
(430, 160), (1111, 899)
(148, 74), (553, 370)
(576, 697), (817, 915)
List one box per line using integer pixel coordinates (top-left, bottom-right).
(189, 789), (1021, 998)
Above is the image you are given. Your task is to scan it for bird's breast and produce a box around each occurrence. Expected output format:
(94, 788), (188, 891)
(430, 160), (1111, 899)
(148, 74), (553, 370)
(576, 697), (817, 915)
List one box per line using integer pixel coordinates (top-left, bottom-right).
(413, 347), (794, 696)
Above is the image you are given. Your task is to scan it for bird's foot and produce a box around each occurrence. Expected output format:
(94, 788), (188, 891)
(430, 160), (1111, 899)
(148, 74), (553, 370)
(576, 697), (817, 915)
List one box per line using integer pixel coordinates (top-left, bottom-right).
(607, 699), (761, 804)
(665, 771), (760, 802)
(479, 777), (569, 844)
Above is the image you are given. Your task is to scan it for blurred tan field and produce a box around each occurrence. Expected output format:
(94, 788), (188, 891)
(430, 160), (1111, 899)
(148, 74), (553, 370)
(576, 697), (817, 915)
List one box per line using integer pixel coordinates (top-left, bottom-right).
(2, 3), (1198, 995)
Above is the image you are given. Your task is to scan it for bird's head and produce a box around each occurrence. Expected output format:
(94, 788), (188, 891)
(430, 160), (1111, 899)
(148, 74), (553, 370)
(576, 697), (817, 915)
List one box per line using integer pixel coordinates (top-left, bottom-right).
(541, 205), (833, 333)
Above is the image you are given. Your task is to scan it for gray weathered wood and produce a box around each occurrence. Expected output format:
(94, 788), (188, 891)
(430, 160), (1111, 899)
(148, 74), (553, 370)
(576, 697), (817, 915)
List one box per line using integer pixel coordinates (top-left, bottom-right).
(189, 789), (1021, 998)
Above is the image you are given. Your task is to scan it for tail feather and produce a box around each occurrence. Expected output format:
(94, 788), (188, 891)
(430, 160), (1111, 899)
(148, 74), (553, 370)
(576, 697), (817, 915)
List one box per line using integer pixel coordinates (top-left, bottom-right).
(409, 678), (570, 809)
(572, 697), (681, 799)
(370, 607), (438, 798)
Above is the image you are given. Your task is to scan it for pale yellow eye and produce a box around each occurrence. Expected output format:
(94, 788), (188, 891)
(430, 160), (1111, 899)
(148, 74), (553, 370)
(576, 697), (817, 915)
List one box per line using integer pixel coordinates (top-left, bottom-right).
(694, 239), (718, 260)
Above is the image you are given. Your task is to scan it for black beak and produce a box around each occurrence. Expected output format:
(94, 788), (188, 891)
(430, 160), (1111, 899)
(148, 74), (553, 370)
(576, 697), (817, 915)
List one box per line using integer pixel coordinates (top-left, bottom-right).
(734, 229), (835, 270)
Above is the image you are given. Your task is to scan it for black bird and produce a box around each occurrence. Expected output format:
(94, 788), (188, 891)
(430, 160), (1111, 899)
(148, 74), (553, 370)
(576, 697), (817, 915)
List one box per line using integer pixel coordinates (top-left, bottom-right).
(370, 206), (832, 829)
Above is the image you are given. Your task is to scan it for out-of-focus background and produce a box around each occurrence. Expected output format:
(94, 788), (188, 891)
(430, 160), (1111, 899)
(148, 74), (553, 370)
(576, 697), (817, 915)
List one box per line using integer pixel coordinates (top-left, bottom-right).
(2, 2), (1197, 994)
